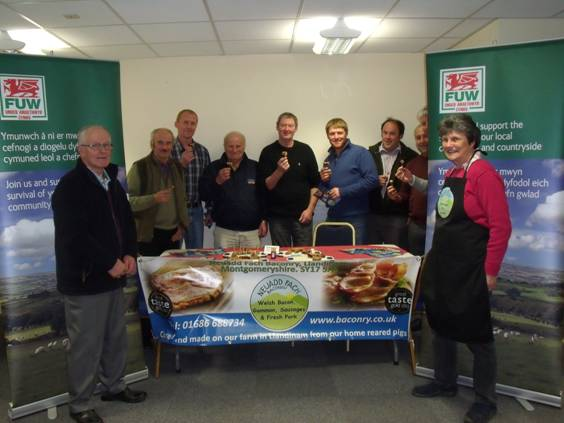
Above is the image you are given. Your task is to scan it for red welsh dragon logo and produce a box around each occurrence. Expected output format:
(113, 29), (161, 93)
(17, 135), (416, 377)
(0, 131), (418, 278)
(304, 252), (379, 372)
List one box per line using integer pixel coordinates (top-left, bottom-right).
(445, 72), (479, 91)
(2, 78), (40, 97)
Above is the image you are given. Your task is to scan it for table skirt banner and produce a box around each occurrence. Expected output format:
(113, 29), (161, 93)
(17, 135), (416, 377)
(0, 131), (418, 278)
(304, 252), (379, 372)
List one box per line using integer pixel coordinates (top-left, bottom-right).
(138, 255), (421, 346)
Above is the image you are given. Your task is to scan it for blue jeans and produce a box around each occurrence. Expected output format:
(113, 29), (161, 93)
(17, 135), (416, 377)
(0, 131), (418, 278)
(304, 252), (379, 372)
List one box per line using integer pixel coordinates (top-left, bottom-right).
(184, 205), (204, 249)
(327, 214), (368, 245)
(268, 217), (312, 247)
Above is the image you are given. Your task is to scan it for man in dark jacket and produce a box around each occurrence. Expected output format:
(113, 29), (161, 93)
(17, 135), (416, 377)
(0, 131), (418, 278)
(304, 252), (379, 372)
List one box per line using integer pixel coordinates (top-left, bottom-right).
(200, 131), (267, 248)
(52, 125), (146, 423)
(368, 117), (418, 248)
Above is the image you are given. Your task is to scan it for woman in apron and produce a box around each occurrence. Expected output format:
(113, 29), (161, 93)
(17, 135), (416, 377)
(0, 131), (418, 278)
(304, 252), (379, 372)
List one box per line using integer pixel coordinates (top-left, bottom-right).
(412, 115), (511, 423)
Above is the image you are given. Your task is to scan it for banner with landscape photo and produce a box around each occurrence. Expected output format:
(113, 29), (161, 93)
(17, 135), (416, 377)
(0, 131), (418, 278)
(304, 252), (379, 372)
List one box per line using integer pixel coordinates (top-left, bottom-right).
(419, 39), (563, 405)
(0, 54), (146, 415)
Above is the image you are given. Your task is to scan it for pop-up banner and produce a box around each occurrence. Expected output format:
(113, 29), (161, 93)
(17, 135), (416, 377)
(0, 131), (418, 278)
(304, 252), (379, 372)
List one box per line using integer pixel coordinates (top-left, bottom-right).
(0, 54), (147, 419)
(420, 39), (563, 407)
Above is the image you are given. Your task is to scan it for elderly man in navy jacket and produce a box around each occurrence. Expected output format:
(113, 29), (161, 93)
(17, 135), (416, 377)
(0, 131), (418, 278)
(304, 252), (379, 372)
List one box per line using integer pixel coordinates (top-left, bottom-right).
(52, 125), (146, 423)
(199, 131), (267, 248)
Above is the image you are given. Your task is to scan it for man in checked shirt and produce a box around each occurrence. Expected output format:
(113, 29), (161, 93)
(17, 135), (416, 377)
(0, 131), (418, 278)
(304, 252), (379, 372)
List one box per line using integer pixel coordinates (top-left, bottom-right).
(172, 109), (211, 248)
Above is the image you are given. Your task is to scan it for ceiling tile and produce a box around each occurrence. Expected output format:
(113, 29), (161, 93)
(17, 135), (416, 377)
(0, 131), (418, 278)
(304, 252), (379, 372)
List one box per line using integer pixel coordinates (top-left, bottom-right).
(373, 18), (461, 38)
(359, 37), (435, 53)
(388, 0), (490, 18)
(215, 20), (295, 41)
(424, 37), (462, 52)
(474, 0), (564, 18)
(106, 0), (209, 24)
(300, 0), (396, 17)
(11, 0), (123, 28)
(222, 39), (290, 55)
(208, 0), (301, 21)
(80, 44), (157, 60)
(445, 18), (493, 37)
(42, 47), (88, 59)
(132, 22), (216, 43)
(50, 25), (141, 47)
(0, 4), (38, 30)
(3, 0), (69, 3)
(151, 41), (222, 57)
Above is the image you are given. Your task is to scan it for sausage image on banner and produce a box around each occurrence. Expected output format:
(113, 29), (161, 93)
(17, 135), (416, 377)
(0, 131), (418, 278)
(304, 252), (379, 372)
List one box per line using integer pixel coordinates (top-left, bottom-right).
(150, 264), (227, 311)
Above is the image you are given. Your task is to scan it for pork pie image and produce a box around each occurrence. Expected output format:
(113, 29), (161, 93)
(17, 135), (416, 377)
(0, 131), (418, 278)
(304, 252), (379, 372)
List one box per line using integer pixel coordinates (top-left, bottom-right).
(150, 265), (224, 311)
(324, 261), (410, 305)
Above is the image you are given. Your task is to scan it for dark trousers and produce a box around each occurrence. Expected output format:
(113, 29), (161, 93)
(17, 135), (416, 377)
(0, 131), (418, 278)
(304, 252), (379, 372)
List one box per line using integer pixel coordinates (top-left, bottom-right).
(407, 220), (426, 256)
(433, 332), (497, 406)
(138, 227), (180, 257)
(64, 290), (127, 413)
(138, 228), (180, 319)
(269, 217), (312, 247)
(368, 214), (408, 249)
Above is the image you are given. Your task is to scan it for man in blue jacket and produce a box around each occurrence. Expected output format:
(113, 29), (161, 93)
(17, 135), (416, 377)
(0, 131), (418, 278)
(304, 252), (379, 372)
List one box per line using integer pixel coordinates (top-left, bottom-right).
(52, 125), (146, 423)
(199, 131), (267, 248)
(319, 118), (378, 245)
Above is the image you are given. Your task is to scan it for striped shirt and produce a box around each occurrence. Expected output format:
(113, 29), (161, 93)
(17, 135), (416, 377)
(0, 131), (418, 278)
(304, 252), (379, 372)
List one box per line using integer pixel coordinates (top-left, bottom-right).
(172, 138), (211, 205)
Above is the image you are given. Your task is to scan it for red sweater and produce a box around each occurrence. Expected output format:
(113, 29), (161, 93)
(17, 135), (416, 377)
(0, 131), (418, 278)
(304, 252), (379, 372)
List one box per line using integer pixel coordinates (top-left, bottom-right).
(445, 159), (511, 276)
(399, 154), (428, 225)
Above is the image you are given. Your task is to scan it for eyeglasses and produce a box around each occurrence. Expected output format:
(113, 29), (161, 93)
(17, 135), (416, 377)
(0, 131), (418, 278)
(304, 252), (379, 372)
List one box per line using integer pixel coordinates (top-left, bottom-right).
(79, 143), (113, 151)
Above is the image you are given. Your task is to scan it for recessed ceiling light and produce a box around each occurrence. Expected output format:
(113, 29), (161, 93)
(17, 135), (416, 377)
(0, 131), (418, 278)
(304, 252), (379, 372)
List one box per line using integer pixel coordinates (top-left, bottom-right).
(63, 14), (80, 20)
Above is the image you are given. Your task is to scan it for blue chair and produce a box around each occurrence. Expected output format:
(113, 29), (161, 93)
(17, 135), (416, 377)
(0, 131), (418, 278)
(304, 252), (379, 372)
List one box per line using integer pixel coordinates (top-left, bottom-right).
(312, 222), (356, 247)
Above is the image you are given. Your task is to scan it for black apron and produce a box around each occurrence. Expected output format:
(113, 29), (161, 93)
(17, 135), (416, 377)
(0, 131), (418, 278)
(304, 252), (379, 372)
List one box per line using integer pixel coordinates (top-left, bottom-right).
(421, 159), (493, 343)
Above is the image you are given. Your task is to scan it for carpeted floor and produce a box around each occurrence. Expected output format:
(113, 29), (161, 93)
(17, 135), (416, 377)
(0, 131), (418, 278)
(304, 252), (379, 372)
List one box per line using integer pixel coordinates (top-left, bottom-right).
(1, 339), (561, 422)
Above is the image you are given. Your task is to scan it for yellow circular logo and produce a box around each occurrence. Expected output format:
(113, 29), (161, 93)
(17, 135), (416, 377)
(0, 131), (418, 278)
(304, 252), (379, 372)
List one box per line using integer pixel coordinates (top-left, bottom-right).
(250, 274), (309, 331)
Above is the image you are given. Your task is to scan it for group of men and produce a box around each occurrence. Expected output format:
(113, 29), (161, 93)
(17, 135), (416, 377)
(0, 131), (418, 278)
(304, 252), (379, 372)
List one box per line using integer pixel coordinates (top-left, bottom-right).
(51, 108), (429, 423)
(127, 110), (429, 255)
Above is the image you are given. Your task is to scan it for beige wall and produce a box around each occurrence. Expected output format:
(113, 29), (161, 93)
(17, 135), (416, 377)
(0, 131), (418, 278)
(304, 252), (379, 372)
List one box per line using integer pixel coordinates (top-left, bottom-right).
(455, 19), (564, 50)
(120, 53), (426, 169)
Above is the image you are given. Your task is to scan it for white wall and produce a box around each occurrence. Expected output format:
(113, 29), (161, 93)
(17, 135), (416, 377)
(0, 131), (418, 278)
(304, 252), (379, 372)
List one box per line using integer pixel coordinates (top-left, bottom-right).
(120, 53), (426, 169)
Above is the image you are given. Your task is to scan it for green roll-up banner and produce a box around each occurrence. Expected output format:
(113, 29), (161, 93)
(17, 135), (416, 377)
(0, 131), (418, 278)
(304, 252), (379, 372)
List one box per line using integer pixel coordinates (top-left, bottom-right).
(419, 39), (563, 407)
(0, 54), (147, 418)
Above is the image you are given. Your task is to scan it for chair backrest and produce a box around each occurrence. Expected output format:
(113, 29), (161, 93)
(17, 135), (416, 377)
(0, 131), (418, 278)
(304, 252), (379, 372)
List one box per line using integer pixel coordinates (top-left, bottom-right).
(312, 222), (356, 246)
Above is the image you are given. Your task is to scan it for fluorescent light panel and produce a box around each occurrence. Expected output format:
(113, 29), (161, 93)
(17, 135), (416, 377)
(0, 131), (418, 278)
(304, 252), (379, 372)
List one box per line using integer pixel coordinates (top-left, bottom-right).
(314, 38), (355, 55)
(296, 17), (379, 55)
(8, 29), (69, 55)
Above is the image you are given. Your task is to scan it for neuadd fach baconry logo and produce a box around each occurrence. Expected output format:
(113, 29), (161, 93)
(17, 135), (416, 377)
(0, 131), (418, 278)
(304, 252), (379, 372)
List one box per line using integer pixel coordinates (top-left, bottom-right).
(0, 74), (48, 121)
(439, 66), (485, 113)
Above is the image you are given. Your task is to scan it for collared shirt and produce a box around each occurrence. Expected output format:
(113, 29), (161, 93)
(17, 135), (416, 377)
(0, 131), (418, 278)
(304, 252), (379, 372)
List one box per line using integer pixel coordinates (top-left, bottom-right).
(87, 167), (110, 191)
(379, 144), (400, 197)
(172, 138), (211, 205)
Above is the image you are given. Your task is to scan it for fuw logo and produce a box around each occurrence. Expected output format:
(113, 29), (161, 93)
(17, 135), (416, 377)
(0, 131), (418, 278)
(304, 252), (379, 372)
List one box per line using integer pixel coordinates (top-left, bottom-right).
(0, 74), (48, 121)
(439, 66), (485, 113)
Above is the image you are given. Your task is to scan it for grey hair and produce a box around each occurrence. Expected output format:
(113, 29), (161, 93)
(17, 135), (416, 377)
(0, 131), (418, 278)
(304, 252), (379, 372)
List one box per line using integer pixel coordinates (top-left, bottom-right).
(150, 128), (174, 147)
(438, 114), (481, 148)
(77, 125), (111, 145)
(223, 131), (246, 146)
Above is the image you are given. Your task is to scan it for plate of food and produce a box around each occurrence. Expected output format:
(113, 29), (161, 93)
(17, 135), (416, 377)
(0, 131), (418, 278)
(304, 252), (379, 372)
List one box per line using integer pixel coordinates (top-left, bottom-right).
(147, 259), (233, 314)
(323, 260), (413, 306)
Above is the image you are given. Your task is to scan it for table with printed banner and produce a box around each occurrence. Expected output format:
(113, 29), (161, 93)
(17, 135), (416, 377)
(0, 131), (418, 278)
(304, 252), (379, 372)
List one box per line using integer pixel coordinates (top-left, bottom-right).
(137, 245), (421, 376)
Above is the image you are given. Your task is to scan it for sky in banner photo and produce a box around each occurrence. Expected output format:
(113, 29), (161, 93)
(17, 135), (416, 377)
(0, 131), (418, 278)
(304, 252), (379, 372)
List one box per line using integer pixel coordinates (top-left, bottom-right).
(0, 167), (128, 278)
(426, 158), (564, 272)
